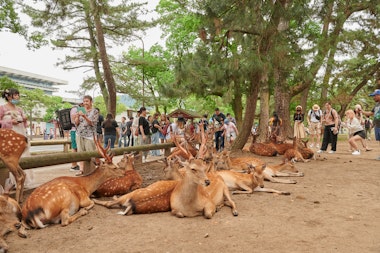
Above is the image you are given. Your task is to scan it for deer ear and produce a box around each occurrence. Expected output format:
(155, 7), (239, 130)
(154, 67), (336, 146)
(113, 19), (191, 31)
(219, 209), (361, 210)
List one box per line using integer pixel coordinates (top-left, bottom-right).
(0, 185), (4, 195)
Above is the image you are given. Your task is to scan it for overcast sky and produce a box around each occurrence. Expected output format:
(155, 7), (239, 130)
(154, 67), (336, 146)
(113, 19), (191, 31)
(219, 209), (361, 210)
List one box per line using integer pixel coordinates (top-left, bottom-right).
(0, 0), (161, 99)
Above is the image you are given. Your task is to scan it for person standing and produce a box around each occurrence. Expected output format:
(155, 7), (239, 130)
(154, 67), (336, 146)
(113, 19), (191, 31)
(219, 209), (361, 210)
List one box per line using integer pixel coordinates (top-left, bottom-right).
(118, 116), (128, 147)
(224, 119), (238, 146)
(307, 104), (322, 148)
(73, 95), (99, 175)
(0, 88), (29, 155)
(69, 104), (81, 172)
(138, 107), (151, 162)
(364, 116), (373, 140)
(363, 89), (380, 160)
(150, 113), (161, 156)
(293, 105), (306, 139)
(317, 102), (339, 154)
(212, 108), (226, 152)
(0, 88), (27, 135)
(125, 116), (133, 146)
(132, 110), (141, 146)
(102, 113), (119, 148)
(95, 108), (104, 142)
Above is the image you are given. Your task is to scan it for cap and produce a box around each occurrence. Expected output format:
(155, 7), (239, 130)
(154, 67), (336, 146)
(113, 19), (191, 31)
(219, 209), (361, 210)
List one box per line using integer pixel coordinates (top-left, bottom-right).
(296, 105), (302, 110)
(312, 104), (320, 110)
(224, 119), (230, 124)
(369, 89), (380, 96)
(177, 117), (185, 122)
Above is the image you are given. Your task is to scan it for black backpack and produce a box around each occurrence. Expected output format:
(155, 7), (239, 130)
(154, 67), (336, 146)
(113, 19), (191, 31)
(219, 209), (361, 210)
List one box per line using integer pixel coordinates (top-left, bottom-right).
(57, 108), (72, 131)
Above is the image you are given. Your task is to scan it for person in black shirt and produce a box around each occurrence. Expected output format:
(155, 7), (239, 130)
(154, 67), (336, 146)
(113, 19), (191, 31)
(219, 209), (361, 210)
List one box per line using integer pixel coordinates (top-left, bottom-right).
(138, 107), (151, 161)
(212, 108), (226, 152)
(102, 113), (119, 148)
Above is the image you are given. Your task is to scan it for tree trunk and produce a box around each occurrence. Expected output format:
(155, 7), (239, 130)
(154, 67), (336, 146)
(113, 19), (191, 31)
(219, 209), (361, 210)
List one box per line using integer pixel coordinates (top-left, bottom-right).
(231, 73), (260, 150)
(90, 0), (117, 116)
(257, 83), (270, 142)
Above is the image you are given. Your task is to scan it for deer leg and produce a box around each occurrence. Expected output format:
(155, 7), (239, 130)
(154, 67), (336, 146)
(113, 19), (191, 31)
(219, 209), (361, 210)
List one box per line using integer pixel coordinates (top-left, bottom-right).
(0, 237), (9, 253)
(264, 173), (297, 184)
(253, 186), (290, 195)
(274, 171), (304, 177)
(222, 186), (238, 216)
(8, 164), (26, 203)
(203, 201), (216, 219)
(232, 183), (253, 194)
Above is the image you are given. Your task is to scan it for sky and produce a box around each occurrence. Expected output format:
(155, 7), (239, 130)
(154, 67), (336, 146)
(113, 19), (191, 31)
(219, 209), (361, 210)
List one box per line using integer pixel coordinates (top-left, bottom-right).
(0, 0), (162, 99)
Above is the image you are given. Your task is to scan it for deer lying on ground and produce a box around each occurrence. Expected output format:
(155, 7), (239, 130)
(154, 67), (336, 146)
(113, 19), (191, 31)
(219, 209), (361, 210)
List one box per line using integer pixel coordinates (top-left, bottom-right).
(297, 140), (315, 160)
(92, 152), (143, 197)
(214, 151), (299, 186)
(283, 137), (310, 163)
(0, 179), (23, 252)
(264, 161), (304, 184)
(93, 180), (178, 215)
(267, 134), (293, 155)
(19, 136), (124, 236)
(217, 163), (291, 195)
(170, 137), (238, 218)
(248, 133), (278, 157)
(0, 129), (28, 203)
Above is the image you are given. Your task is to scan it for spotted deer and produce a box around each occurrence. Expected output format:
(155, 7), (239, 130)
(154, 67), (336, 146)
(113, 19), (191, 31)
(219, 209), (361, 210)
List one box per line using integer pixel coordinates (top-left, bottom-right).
(0, 129), (28, 203)
(217, 164), (291, 195)
(92, 180), (178, 215)
(283, 137), (310, 163)
(248, 133), (278, 157)
(0, 178), (23, 252)
(19, 136), (124, 236)
(264, 161), (304, 184)
(92, 152), (143, 197)
(170, 137), (238, 218)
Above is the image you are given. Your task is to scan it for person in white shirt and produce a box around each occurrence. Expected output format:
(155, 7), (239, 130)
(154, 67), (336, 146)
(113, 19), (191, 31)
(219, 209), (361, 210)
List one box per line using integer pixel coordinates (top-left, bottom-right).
(224, 119), (238, 146)
(342, 109), (366, 155)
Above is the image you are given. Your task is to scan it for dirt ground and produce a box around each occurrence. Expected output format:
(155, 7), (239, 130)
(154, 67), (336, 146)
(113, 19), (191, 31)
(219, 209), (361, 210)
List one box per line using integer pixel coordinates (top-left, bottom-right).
(5, 140), (380, 253)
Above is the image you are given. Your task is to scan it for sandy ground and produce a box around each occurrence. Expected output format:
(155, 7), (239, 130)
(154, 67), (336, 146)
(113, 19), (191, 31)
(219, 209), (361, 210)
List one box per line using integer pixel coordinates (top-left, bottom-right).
(5, 140), (380, 253)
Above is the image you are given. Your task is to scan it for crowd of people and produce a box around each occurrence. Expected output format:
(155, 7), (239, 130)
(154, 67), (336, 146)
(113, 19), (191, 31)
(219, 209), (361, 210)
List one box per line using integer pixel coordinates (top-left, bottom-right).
(1, 87), (379, 178)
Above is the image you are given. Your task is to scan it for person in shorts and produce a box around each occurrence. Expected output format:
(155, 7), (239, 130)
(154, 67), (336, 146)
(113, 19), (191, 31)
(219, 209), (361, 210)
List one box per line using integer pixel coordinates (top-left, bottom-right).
(307, 104), (322, 149)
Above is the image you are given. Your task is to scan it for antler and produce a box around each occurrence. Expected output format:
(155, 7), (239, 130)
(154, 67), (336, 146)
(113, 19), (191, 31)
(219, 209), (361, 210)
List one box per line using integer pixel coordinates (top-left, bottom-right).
(172, 134), (194, 160)
(94, 134), (113, 163)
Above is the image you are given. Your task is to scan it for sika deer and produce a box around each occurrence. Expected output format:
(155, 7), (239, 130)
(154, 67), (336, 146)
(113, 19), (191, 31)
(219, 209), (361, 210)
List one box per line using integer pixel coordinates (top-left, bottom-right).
(283, 137), (310, 163)
(264, 161), (304, 184)
(93, 152), (143, 197)
(217, 164), (291, 195)
(93, 180), (178, 215)
(0, 129), (27, 203)
(0, 179), (22, 252)
(248, 133), (278, 157)
(170, 137), (238, 218)
(19, 136), (124, 236)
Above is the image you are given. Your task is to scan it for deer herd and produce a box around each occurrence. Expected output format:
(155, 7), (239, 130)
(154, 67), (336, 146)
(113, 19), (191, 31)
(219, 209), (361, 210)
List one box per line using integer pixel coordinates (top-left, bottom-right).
(0, 124), (315, 252)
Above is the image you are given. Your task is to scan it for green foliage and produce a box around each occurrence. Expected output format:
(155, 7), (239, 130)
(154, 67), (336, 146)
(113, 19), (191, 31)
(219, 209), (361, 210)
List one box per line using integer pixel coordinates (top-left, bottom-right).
(0, 0), (24, 33)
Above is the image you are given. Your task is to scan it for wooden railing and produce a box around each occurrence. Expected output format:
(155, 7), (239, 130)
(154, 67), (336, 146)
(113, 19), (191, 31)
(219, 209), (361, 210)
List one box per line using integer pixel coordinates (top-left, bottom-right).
(30, 139), (72, 154)
(0, 142), (175, 170)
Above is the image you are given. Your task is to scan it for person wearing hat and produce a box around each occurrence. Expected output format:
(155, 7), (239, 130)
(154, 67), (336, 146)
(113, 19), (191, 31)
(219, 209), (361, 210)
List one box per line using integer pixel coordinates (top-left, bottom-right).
(307, 104), (322, 148)
(293, 105), (306, 139)
(362, 89), (380, 160)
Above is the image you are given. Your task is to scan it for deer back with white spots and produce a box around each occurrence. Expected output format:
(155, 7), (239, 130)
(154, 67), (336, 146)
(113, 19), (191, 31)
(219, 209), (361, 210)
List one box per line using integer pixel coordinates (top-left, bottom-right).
(0, 129), (27, 203)
(19, 136), (124, 237)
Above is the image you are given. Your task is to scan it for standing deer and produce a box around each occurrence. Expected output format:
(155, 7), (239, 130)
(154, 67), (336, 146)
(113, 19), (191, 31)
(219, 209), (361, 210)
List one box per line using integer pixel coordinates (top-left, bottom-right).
(0, 179), (23, 252)
(92, 152), (143, 197)
(0, 129), (27, 203)
(19, 137), (124, 237)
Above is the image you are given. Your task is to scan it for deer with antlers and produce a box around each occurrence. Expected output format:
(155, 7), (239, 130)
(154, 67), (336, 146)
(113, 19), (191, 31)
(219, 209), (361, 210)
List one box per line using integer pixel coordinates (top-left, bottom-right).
(18, 136), (124, 236)
(92, 152), (143, 197)
(170, 133), (238, 218)
(0, 129), (27, 203)
(0, 178), (23, 252)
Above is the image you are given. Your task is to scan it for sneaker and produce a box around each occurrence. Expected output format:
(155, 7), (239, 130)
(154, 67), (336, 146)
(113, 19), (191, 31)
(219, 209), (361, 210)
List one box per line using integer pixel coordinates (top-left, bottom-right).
(70, 165), (80, 171)
(309, 143), (314, 148)
(328, 151), (335, 154)
(352, 150), (360, 155)
(316, 144), (320, 149)
(317, 150), (324, 154)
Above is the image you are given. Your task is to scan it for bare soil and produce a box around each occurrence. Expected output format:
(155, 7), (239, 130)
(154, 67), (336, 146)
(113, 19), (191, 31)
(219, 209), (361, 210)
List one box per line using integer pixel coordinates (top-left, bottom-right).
(6, 140), (380, 253)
